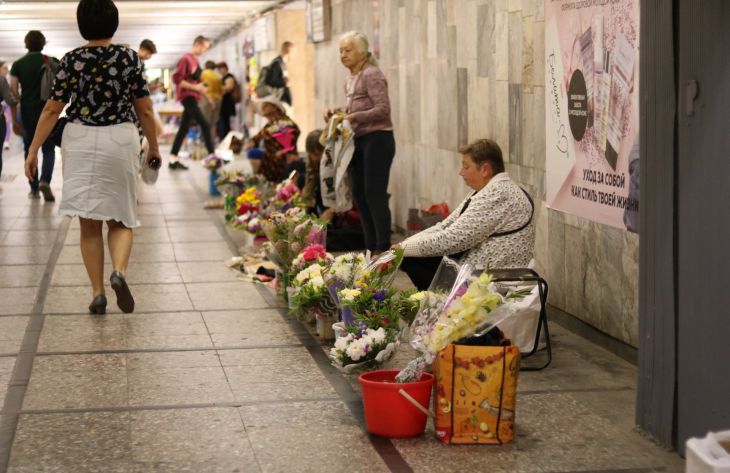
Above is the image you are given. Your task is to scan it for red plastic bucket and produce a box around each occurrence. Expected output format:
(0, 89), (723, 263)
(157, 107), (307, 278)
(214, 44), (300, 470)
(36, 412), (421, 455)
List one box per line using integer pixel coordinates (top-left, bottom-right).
(358, 369), (435, 438)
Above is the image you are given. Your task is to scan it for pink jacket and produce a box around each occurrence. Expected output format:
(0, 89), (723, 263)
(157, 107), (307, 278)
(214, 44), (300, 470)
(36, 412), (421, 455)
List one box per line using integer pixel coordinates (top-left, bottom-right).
(345, 64), (393, 137)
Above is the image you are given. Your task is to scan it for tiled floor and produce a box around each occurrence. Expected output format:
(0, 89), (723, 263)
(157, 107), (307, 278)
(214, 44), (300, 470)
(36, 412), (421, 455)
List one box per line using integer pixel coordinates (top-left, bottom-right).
(0, 142), (685, 473)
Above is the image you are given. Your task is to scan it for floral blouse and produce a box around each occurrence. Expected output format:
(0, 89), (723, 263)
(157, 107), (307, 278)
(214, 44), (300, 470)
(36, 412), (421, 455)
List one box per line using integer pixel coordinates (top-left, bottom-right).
(51, 45), (149, 125)
(249, 117), (301, 183)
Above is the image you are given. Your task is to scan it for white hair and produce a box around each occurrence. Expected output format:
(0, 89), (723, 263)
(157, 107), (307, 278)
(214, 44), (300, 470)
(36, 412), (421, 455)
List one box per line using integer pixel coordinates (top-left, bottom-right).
(340, 31), (377, 66)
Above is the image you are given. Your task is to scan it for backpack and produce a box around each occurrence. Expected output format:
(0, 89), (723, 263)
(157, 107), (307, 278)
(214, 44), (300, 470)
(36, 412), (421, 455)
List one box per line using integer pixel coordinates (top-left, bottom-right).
(39, 55), (59, 101)
(254, 65), (272, 98)
(229, 75), (242, 103)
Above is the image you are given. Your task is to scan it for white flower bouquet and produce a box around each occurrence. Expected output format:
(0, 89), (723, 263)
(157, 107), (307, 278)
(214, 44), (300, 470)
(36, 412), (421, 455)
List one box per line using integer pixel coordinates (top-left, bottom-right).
(329, 326), (400, 373)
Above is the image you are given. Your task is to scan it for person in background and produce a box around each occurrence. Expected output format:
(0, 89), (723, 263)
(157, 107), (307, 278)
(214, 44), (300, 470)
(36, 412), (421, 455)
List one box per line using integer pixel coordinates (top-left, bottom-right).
(199, 60), (222, 140)
(244, 95), (299, 183)
(136, 40), (163, 139)
(301, 129), (365, 251)
(265, 41), (293, 106)
(10, 30), (58, 201)
(216, 62), (238, 140)
(395, 139), (535, 290)
(324, 31), (395, 254)
(169, 35), (213, 170)
(0, 67), (19, 180)
(24, 0), (161, 314)
(138, 38), (156, 63)
(0, 62), (13, 152)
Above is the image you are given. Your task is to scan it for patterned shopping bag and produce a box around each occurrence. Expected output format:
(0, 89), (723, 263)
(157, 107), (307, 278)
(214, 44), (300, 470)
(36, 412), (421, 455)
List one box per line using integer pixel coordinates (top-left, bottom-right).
(433, 343), (520, 444)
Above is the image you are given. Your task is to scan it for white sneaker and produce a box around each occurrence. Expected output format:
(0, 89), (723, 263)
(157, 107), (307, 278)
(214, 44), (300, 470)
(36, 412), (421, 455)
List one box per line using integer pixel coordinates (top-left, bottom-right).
(139, 151), (159, 185)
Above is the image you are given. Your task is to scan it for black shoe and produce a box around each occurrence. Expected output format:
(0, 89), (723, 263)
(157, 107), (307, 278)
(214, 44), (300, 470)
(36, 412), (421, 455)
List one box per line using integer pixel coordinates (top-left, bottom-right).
(168, 160), (189, 170)
(110, 271), (135, 313)
(28, 190), (40, 199)
(39, 181), (55, 202)
(89, 295), (107, 315)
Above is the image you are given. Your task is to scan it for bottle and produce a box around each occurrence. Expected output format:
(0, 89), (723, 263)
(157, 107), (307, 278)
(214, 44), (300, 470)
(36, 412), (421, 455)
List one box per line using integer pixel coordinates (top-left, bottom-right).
(605, 32), (635, 170)
(597, 51), (611, 152)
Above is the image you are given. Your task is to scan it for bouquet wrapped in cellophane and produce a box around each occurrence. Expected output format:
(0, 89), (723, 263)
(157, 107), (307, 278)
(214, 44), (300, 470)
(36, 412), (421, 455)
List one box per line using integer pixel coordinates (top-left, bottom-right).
(261, 208), (327, 274)
(288, 244), (335, 319)
(395, 257), (530, 383)
(323, 249), (405, 326)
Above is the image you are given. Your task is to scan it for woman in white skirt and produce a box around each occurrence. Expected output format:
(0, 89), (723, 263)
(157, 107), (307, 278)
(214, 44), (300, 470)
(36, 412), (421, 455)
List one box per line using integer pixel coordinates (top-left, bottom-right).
(25, 0), (161, 314)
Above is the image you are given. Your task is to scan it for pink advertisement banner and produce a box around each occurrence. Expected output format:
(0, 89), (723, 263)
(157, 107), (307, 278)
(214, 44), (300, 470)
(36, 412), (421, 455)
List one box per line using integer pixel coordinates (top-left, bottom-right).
(544, 0), (640, 232)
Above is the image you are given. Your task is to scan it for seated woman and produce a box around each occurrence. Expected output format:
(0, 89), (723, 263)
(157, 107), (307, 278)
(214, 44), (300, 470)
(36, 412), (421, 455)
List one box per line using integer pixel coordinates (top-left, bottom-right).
(245, 96), (300, 182)
(301, 129), (365, 251)
(396, 139), (535, 290)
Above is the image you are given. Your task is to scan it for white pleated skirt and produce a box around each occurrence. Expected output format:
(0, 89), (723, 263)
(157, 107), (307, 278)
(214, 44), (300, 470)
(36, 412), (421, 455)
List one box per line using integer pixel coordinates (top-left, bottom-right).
(59, 121), (141, 228)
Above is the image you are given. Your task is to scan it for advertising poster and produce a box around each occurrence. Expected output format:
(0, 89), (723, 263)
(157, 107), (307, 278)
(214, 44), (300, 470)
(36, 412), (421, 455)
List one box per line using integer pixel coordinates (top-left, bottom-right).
(544, 0), (640, 232)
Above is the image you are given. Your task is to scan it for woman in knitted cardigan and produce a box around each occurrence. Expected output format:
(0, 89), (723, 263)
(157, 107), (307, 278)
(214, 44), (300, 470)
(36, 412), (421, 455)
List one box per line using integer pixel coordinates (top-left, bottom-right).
(395, 139), (535, 290)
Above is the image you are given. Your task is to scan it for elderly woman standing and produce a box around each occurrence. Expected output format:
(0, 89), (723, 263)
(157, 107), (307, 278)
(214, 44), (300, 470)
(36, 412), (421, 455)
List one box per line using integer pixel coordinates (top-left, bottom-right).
(246, 96), (300, 183)
(395, 139), (535, 290)
(325, 31), (395, 253)
(25, 0), (161, 314)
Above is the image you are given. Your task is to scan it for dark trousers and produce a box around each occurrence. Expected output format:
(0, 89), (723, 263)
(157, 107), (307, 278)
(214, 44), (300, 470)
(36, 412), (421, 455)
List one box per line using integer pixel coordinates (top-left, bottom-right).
(21, 102), (56, 192)
(401, 256), (442, 291)
(217, 113), (232, 141)
(351, 130), (395, 251)
(171, 96), (215, 156)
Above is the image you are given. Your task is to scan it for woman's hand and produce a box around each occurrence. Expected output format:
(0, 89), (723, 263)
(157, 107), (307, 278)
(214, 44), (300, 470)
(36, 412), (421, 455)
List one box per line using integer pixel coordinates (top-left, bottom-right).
(344, 114), (356, 124)
(25, 148), (39, 180)
(320, 208), (335, 222)
(146, 148), (162, 170)
(390, 243), (402, 252)
(323, 108), (336, 123)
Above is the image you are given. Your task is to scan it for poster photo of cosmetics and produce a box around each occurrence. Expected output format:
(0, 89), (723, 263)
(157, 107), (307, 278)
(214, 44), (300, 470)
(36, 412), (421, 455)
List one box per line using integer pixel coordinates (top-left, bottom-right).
(544, 0), (640, 232)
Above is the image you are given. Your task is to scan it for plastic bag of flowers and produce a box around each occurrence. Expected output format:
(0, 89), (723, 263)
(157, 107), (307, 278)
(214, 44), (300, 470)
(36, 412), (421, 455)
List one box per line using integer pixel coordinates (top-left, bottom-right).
(353, 248), (405, 289)
(261, 209), (327, 277)
(288, 259), (337, 321)
(328, 288), (404, 373)
(322, 253), (367, 325)
(395, 257), (530, 383)
(203, 153), (225, 173)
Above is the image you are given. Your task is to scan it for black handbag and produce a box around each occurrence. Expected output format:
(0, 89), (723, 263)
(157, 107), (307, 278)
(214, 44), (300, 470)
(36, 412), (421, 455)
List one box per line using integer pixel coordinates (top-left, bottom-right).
(49, 116), (68, 148)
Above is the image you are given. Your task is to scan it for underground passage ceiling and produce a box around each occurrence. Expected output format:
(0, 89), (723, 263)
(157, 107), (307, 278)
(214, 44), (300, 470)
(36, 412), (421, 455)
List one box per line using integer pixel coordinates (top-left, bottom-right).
(0, 1), (278, 68)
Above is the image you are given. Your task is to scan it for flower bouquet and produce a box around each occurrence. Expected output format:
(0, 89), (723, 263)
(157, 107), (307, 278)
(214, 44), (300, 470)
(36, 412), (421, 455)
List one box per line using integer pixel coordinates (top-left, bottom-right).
(288, 261), (337, 323)
(262, 209), (327, 287)
(395, 258), (530, 383)
(322, 253), (367, 326)
(354, 247), (405, 289)
(203, 153), (225, 172)
(328, 285), (405, 373)
(271, 177), (301, 212)
(329, 326), (400, 374)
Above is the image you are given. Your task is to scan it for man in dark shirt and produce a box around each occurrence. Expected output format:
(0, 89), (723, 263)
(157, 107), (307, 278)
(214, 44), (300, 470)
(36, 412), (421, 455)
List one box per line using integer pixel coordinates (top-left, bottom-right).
(266, 41), (293, 106)
(10, 30), (57, 201)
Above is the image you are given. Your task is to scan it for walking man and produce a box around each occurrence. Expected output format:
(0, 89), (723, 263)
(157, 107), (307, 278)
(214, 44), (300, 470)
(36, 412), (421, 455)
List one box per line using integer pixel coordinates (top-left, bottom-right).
(169, 35), (213, 170)
(10, 30), (57, 201)
(265, 41), (293, 106)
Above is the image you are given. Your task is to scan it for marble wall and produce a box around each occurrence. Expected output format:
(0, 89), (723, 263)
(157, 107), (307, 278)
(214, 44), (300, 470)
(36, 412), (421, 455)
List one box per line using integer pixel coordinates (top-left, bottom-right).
(311, 0), (640, 346)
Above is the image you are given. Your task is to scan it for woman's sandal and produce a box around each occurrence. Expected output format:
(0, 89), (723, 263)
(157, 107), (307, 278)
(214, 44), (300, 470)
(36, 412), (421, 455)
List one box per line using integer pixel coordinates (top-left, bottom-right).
(88, 295), (107, 315)
(110, 271), (135, 313)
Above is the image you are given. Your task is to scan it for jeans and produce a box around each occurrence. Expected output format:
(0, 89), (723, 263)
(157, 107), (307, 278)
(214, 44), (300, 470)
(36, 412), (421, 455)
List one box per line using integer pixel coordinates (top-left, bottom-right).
(171, 96), (214, 156)
(351, 130), (395, 251)
(21, 102), (56, 192)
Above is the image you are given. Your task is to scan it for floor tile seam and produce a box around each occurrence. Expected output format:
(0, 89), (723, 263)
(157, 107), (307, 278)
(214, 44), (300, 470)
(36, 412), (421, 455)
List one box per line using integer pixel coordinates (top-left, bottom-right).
(518, 386), (636, 396)
(38, 305), (277, 316)
(542, 468), (668, 473)
(0, 215), (71, 473)
(3, 397), (345, 415)
(31, 343), (308, 357)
